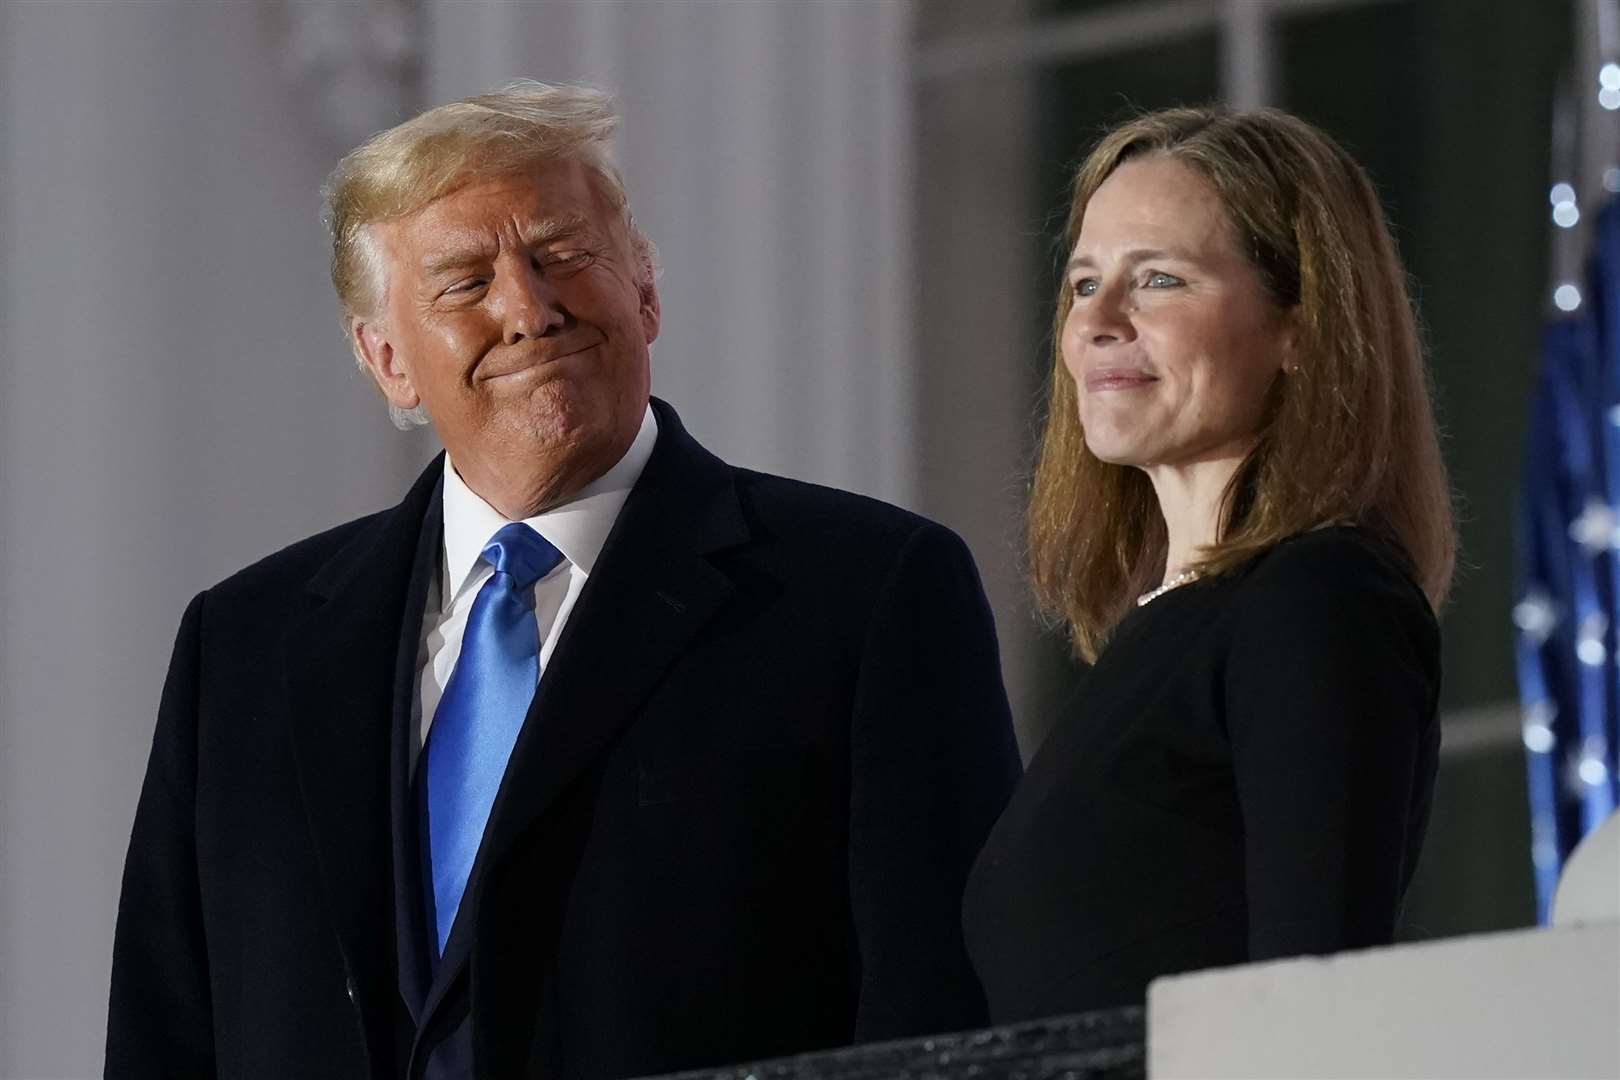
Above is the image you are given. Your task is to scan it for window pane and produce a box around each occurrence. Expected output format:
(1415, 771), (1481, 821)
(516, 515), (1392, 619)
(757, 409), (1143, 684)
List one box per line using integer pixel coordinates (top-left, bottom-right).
(1278, 2), (1424, 232)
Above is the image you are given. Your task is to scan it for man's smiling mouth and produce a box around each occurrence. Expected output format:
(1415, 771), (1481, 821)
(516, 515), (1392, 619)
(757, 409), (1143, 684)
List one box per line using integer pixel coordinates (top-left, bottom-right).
(478, 342), (597, 382)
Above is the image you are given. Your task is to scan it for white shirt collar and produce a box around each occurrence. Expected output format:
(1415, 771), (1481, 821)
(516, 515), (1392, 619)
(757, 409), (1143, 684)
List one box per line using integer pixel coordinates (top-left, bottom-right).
(440, 404), (658, 602)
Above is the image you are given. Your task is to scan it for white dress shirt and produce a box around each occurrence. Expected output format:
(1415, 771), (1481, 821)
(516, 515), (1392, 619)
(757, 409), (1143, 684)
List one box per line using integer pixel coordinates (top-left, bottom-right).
(412, 405), (658, 764)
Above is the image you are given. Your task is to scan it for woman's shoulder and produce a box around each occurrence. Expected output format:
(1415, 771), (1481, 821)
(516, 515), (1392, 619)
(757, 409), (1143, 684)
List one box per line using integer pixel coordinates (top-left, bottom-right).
(1242, 526), (1428, 605)
(1219, 527), (1441, 724)
(1228, 526), (1438, 647)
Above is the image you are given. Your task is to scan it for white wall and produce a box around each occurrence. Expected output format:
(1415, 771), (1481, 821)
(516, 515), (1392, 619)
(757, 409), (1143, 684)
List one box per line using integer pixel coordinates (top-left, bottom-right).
(1151, 924), (1620, 1078)
(0, 5), (439, 1074)
(421, 0), (916, 502)
(0, 3), (914, 1074)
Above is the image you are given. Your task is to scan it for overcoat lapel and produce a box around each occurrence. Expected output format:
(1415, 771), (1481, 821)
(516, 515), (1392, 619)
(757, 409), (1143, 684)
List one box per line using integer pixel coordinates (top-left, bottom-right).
(481, 402), (747, 873)
(283, 459), (443, 1052)
(391, 477), (445, 1026)
(422, 402), (749, 1014)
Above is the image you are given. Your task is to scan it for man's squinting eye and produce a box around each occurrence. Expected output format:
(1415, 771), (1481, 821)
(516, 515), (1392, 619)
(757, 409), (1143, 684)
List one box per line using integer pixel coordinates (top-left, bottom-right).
(544, 249), (594, 272)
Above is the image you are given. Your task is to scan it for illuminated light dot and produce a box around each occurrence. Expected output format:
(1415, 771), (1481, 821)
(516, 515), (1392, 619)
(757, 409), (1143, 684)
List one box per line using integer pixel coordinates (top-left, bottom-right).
(1603, 63), (1620, 90)
(1579, 755), (1610, 786)
(1513, 593), (1558, 642)
(1571, 501), (1619, 553)
(1602, 87), (1620, 111)
(1551, 182), (1578, 205)
(1556, 283), (1584, 311)
(1607, 168), (1620, 193)
(1554, 201), (1582, 227)
(1523, 723), (1556, 754)
(1608, 404), (1620, 425)
(1577, 637), (1607, 666)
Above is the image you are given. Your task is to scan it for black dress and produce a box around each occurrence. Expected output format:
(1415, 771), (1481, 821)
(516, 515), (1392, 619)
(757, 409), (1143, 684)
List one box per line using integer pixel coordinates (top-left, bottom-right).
(962, 527), (1441, 1022)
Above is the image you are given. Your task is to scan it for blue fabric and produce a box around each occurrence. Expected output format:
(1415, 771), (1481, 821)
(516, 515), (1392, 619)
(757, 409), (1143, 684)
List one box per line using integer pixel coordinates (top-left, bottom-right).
(422, 522), (563, 956)
(1517, 199), (1620, 922)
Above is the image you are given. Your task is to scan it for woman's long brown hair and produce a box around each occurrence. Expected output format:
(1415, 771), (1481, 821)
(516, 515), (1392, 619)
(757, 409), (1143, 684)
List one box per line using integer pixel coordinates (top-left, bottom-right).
(1028, 106), (1455, 662)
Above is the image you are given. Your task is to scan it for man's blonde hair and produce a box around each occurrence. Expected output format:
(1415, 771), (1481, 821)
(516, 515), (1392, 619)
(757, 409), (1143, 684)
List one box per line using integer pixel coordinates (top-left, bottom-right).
(323, 78), (656, 324)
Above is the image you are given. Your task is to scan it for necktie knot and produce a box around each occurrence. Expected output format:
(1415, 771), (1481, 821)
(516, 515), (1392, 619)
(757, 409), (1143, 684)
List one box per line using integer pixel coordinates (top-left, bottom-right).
(482, 522), (563, 591)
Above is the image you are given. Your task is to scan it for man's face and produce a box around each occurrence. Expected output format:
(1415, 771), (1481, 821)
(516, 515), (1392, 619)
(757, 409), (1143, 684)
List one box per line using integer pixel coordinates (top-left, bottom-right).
(355, 160), (659, 507)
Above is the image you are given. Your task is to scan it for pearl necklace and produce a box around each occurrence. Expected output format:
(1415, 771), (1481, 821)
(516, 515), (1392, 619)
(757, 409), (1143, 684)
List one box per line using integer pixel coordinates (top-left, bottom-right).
(1137, 567), (1201, 607)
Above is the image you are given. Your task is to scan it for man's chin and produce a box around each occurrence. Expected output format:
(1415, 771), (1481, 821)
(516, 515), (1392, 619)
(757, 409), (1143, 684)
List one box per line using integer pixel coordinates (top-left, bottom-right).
(495, 399), (618, 459)
(437, 381), (642, 467)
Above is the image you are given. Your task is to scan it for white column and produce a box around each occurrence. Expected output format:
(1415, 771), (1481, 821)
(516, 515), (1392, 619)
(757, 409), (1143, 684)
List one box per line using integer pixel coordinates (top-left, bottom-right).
(1221, 0), (1275, 108)
(911, 0), (1047, 748)
(421, 0), (917, 504)
(0, 4), (429, 1073)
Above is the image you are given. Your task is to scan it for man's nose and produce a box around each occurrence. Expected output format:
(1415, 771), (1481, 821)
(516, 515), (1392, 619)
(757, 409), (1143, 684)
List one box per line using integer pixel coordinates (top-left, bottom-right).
(495, 261), (566, 344)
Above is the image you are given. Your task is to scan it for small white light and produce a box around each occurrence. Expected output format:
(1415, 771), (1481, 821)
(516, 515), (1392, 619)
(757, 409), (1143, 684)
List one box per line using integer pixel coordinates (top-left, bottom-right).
(1556, 283), (1583, 311)
(1576, 611), (1610, 666)
(1579, 755), (1610, 786)
(1608, 404), (1620, 426)
(1555, 201), (1582, 227)
(1570, 501), (1617, 553)
(1551, 181), (1577, 205)
(1524, 723), (1556, 754)
(1601, 87), (1620, 111)
(1513, 591), (1559, 643)
(1603, 62), (1620, 90)
(1607, 169), (1620, 194)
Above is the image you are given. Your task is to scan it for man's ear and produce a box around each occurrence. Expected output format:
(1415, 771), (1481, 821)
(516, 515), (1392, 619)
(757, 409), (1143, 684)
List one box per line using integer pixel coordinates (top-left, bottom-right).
(638, 276), (662, 346)
(351, 317), (420, 410)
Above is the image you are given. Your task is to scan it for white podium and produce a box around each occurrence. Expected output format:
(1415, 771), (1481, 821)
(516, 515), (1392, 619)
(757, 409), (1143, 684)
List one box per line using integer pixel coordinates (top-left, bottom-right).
(1148, 922), (1620, 1078)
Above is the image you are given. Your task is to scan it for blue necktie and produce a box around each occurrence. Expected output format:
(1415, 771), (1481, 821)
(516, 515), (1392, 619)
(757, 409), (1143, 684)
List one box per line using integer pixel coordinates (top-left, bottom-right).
(422, 522), (563, 957)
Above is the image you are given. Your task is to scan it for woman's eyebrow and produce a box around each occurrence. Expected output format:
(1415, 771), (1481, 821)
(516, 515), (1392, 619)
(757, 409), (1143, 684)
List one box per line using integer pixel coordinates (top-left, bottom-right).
(1065, 247), (1191, 274)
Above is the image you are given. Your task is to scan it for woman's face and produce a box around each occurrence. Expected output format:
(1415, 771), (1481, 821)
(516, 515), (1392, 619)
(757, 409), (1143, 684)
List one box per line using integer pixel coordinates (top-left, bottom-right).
(1061, 155), (1293, 473)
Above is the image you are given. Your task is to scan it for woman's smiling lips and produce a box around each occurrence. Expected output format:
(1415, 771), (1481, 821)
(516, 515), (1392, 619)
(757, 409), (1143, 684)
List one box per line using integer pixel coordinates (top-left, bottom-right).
(1084, 367), (1158, 392)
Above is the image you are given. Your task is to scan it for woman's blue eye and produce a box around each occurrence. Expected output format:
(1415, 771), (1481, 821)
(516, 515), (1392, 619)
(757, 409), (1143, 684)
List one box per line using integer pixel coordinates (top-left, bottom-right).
(1145, 271), (1181, 287)
(1072, 278), (1098, 297)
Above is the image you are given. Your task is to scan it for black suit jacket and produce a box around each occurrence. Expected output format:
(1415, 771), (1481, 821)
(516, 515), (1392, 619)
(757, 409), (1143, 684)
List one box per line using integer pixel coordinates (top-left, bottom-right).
(107, 400), (1022, 1079)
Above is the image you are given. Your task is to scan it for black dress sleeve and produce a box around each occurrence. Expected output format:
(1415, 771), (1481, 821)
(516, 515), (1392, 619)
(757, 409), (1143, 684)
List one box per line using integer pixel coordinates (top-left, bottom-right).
(1223, 533), (1441, 959)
